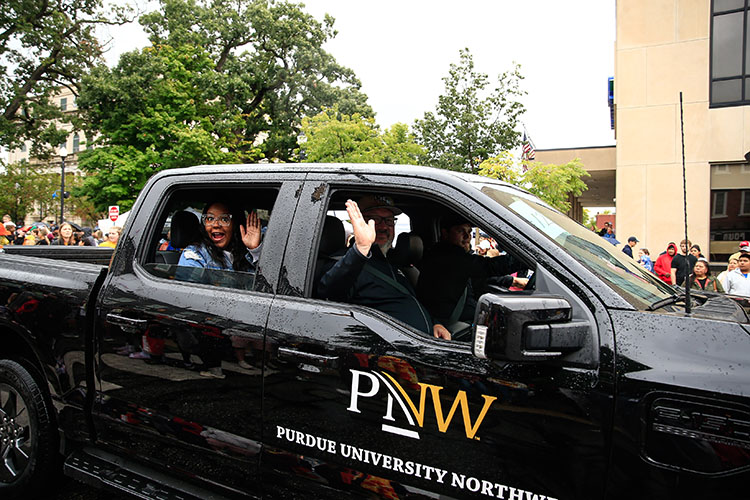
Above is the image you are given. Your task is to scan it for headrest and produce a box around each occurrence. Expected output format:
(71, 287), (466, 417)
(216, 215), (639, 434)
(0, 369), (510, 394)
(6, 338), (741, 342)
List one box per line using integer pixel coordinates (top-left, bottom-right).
(319, 215), (346, 256)
(170, 211), (201, 249)
(388, 232), (423, 267)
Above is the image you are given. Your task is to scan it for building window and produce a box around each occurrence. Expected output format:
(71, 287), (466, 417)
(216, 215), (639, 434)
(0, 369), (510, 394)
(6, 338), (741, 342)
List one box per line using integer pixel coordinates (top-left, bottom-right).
(741, 190), (750, 215)
(73, 133), (80, 153)
(713, 190), (728, 217)
(710, 0), (749, 106)
(713, 164), (730, 174)
(60, 97), (67, 111)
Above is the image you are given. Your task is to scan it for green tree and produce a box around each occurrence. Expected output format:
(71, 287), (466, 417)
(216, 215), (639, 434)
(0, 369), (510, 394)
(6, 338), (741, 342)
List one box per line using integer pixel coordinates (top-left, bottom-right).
(76, 0), (373, 211)
(299, 108), (424, 164)
(522, 159), (590, 213)
(0, 0), (131, 157)
(381, 123), (426, 165)
(478, 155), (590, 213)
(138, 0), (373, 162)
(414, 49), (526, 174)
(76, 44), (246, 211)
(0, 161), (59, 222)
(582, 208), (595, 230)
(473, 151), (521, 185)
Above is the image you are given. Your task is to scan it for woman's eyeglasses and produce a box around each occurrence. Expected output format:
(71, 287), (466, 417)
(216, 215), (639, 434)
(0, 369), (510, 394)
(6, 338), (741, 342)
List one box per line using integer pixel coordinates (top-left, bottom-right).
(202, 214), (233, 227)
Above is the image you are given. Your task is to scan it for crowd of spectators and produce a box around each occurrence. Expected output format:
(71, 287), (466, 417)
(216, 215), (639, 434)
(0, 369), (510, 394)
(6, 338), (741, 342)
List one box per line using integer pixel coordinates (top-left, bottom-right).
(0, 213), (121, 249)
(597, 221), (750, 298)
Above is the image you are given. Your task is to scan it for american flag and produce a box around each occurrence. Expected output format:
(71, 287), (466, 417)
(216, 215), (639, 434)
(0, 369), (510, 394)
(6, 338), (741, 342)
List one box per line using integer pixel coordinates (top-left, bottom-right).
(522, 133), (535, 161)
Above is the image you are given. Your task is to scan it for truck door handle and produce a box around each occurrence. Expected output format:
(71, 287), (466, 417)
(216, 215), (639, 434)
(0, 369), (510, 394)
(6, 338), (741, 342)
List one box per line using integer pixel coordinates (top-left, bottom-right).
(277, 347), (339, 366)
(106, 313), (147, 328)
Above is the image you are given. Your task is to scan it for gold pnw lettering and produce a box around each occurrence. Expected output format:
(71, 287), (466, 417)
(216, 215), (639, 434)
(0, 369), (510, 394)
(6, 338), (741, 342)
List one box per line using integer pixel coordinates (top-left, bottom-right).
(382, 372), (430, 427)
(381, 372), (497, 440)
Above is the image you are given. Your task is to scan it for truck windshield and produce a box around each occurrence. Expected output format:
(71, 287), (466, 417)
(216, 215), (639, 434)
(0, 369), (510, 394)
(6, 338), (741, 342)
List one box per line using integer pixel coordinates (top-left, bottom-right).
(478, 184), (675, 309)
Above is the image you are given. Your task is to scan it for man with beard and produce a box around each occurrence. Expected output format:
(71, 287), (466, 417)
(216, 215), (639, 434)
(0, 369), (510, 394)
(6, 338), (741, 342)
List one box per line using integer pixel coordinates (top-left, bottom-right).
(417, 215), (527, 331)
(316, 195), (451, 340)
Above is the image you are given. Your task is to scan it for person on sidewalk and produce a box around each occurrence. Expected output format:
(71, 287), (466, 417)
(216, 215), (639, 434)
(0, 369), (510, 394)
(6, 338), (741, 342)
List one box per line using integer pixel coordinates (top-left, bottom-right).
(622, 236), (638, 258)
(725, 253), (750, 297)
(671, 239), (697, 287)
(638, 248), (653, 272)
(654, 242), (677, 284)
(717, 257), (739, 290)
(729, 241), (750, 264)
(601, 224), (619, 246)
(690, 258), (724, 293)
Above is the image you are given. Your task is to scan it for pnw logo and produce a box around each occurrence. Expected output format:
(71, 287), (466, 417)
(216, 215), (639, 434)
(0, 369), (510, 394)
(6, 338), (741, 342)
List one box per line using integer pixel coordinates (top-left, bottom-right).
(346, 369), (497, 440)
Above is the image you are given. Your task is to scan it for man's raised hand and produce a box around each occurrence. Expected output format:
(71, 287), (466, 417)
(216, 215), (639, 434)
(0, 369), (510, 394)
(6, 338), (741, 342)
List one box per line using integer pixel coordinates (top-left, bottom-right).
(346, 199), (375, 256)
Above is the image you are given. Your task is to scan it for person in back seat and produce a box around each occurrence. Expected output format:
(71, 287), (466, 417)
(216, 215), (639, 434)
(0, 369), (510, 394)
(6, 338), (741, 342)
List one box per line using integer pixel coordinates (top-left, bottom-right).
(417, 215), (527, 329)
(316, 195), (451, 340)
(178, 201), (262, 271)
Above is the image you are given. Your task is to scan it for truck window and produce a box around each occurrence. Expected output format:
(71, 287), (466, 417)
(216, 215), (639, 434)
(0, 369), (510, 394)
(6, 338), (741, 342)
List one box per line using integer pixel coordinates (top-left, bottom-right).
(478, 183), (675, 309)
(141, 187), (278, 292)
(313, 191), (533, 339)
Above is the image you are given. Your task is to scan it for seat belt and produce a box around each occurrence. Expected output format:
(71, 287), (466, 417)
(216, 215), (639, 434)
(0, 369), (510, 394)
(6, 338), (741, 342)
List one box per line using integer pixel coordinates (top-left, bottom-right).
(362, 263), (433, 332)
(362, 264), (412, 296)
(446, 285), (468, 325)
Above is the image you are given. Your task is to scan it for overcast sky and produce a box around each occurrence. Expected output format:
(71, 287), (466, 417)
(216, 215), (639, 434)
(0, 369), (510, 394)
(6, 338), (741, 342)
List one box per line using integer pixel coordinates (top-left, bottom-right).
(102, 0), (616, 151)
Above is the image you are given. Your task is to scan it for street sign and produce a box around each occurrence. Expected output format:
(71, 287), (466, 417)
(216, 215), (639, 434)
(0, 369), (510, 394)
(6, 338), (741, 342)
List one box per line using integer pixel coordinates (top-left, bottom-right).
(109, 205), (119, 222)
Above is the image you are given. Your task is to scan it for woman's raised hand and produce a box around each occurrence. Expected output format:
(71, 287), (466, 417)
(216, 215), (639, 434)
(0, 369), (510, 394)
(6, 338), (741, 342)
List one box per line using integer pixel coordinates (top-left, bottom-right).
(240, 211), (262, 249)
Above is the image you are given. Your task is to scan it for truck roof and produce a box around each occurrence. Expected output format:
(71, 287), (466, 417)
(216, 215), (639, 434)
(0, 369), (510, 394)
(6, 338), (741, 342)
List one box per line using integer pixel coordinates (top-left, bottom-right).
(150, 162), (531, 197)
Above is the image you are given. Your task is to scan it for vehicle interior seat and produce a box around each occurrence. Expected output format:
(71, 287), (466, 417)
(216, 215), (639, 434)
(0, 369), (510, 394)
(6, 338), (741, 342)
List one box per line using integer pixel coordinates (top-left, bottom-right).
(387, 232), (423, 288)
(156, 211), (201, 265)
(313, 216), (347, 295)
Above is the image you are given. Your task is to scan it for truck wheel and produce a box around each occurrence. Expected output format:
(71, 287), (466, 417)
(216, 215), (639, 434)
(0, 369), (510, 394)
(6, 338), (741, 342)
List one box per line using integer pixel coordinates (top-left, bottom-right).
(0, 360), (56, 499)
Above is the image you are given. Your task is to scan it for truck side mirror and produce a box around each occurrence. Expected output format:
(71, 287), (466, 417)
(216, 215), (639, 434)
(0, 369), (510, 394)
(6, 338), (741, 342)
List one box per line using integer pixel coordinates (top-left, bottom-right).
(472, 294), (588, 361)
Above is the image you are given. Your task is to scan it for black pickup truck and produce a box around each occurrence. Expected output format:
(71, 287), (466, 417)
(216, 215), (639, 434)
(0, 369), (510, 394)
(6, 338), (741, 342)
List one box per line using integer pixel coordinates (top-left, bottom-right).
(1, 164), (749, 500)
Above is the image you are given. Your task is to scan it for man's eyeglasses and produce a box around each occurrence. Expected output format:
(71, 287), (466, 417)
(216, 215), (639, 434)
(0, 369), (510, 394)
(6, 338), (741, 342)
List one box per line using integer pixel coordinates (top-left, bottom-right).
(367, 215), (396, 227)
(202, 214), (233, 227)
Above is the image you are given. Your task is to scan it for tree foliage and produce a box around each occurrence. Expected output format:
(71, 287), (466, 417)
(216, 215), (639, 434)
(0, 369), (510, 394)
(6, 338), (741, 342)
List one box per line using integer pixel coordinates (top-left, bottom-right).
(474, 151), (521, 185)
(478, 155), (590, 213)
(76, 44), (246, 211)
(0, 161), (59, 222)
(299, 108), (424, 165)
(138, 0), (372, 161)
(414, 49), (526, 174)
(76, 0), (373, 211)
(522, 159), (590, 212)
(0, 160), (98, 224)
(0, 0), (131, 157)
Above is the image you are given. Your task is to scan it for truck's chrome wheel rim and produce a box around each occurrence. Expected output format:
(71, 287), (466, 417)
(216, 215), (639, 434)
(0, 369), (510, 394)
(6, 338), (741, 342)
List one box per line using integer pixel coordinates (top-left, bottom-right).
(0, 383), (31, 483)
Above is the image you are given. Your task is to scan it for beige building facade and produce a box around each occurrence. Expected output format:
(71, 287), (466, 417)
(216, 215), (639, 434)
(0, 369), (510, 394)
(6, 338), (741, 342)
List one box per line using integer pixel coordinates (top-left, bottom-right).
(616, 0), (750, 260)
(539, 1), (750, 262)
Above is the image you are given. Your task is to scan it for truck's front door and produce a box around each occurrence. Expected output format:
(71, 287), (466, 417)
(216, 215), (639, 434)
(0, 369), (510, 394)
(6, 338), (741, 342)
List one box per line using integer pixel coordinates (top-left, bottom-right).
(93, 174), (303, 497)
(260, 175), (615, 500)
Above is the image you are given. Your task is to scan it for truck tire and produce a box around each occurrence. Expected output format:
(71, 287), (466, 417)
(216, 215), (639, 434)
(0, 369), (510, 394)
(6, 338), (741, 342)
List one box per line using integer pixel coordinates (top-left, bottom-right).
(0, 360), (56, 499)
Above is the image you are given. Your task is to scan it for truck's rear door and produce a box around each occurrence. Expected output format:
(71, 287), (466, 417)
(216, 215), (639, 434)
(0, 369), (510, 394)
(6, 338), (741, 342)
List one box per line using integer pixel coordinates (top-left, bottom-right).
(91, 170), (304, 497)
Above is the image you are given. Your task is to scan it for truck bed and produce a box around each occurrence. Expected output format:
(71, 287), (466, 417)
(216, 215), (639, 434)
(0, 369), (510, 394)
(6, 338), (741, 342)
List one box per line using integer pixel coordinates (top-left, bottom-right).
(0, 246), (114, 266)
